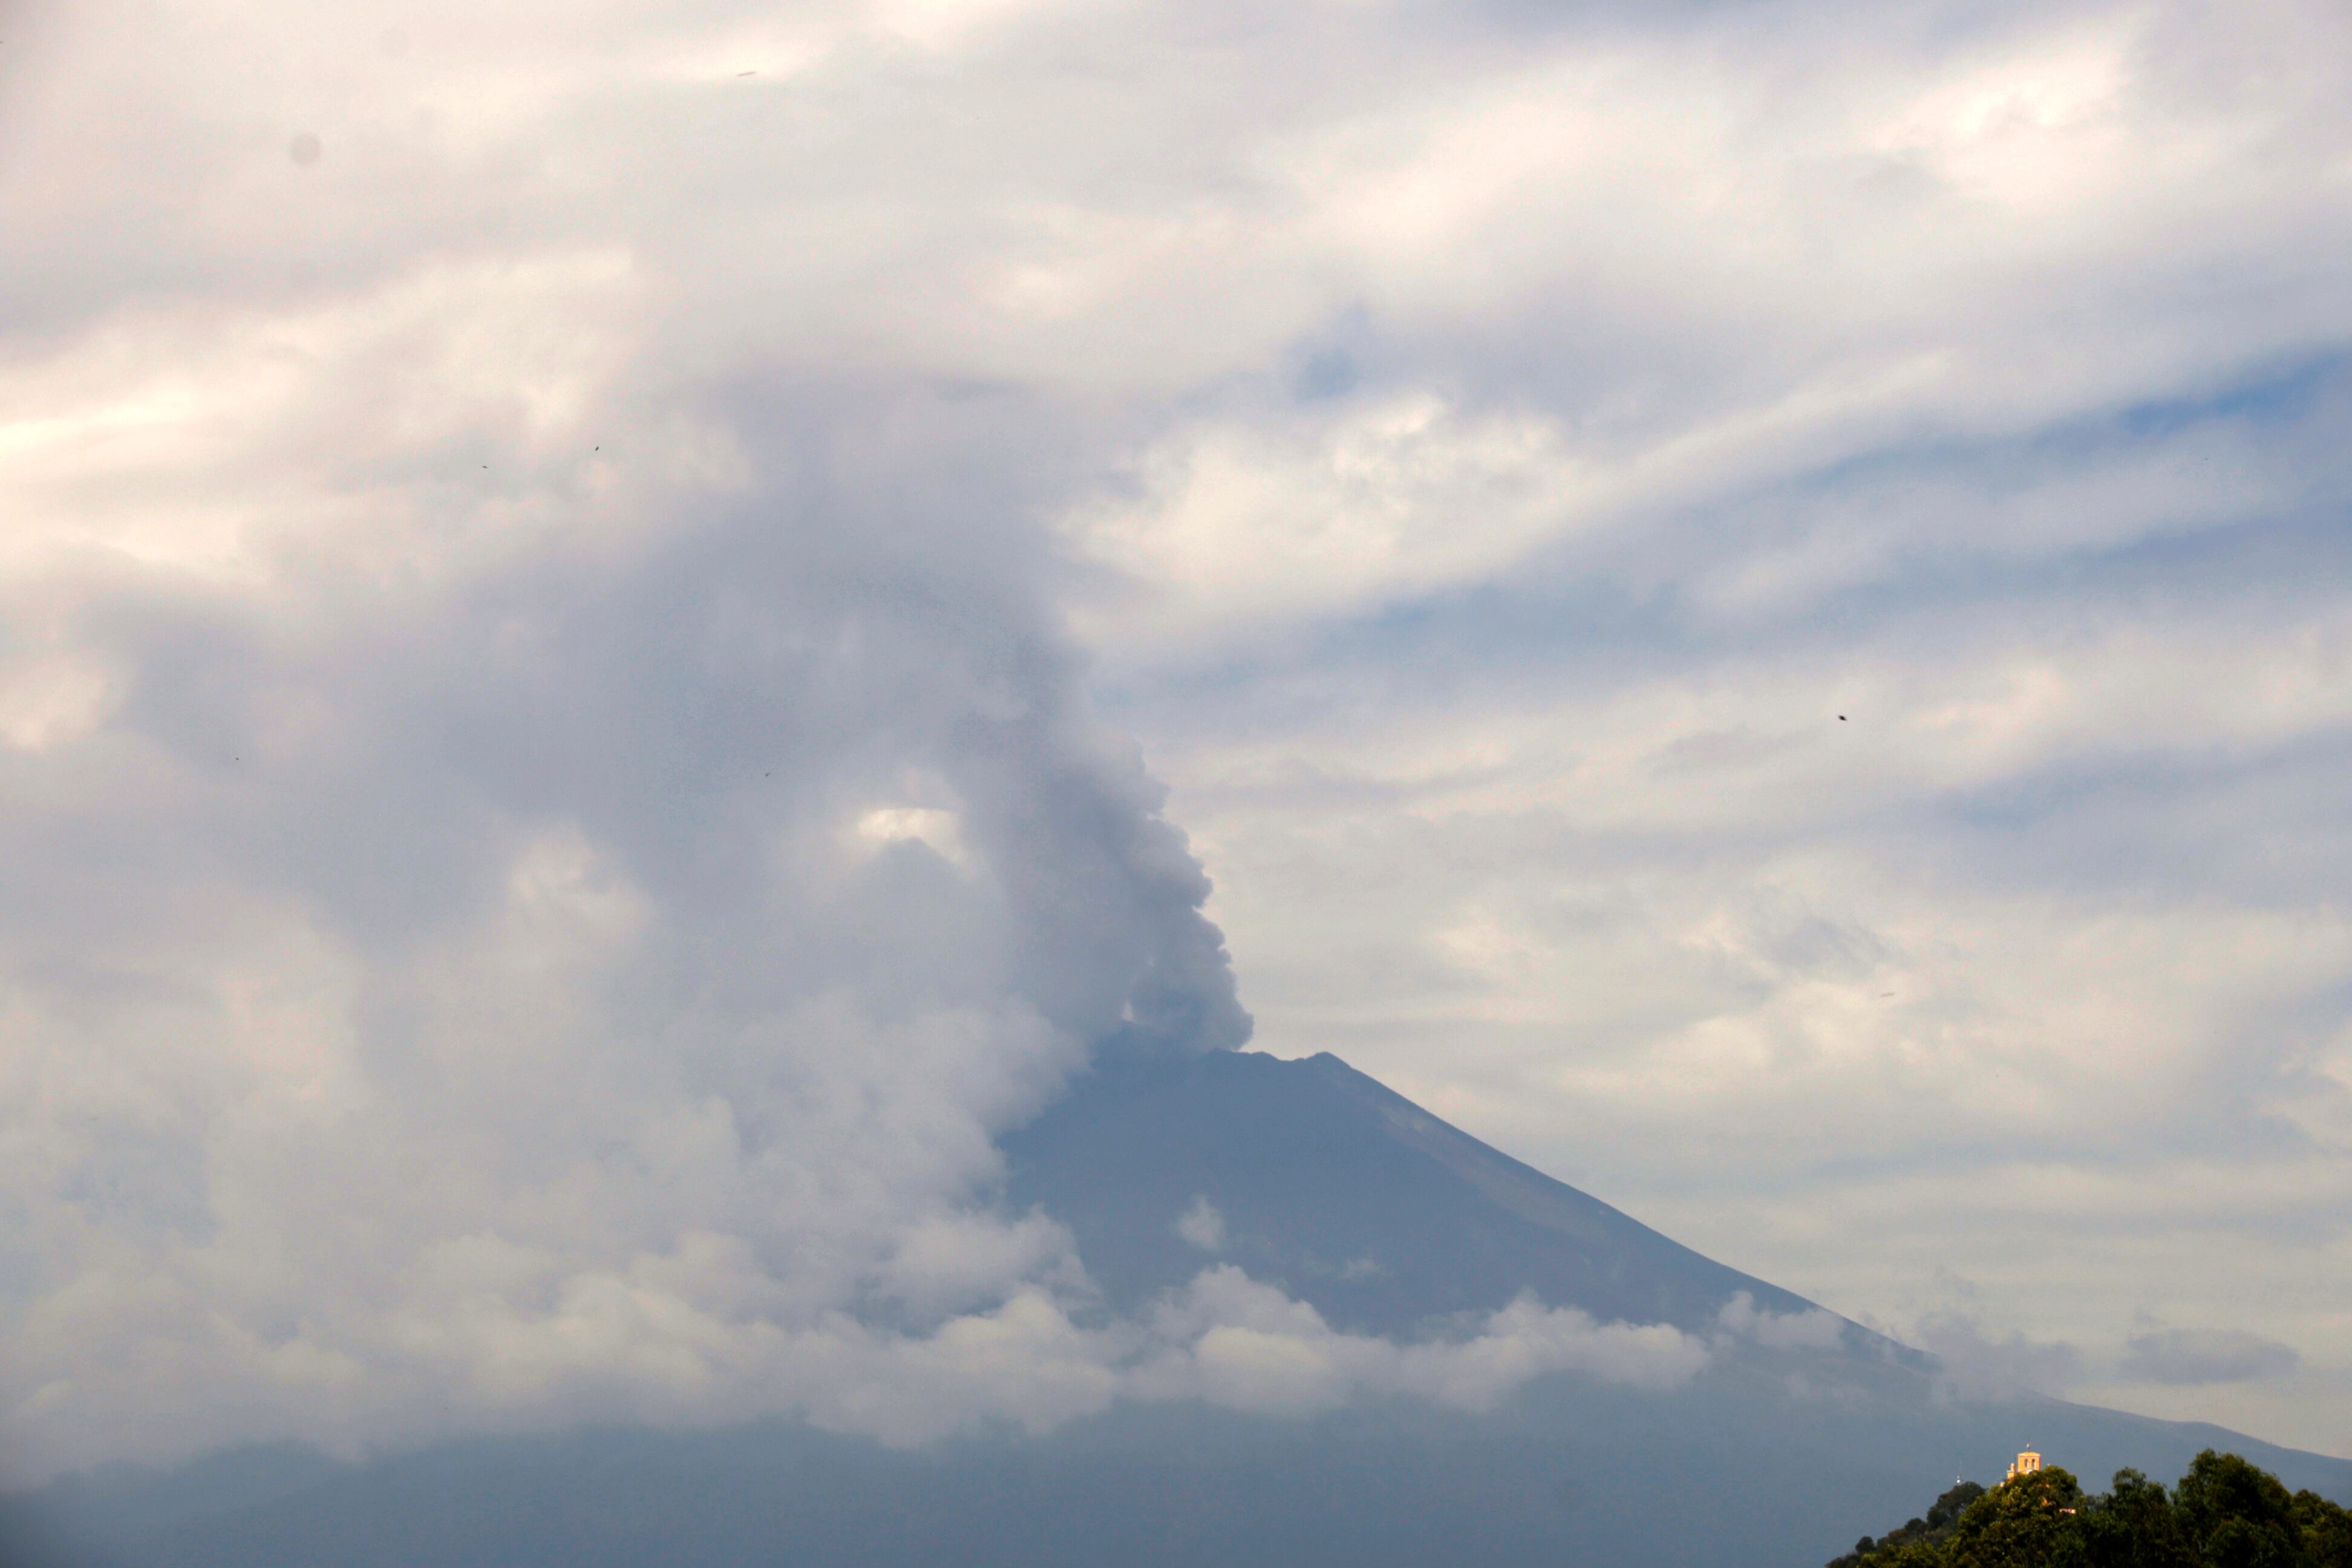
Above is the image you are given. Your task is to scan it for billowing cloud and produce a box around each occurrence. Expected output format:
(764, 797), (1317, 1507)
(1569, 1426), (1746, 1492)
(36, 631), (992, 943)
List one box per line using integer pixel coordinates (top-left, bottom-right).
(1126, 1267), (1709, 1419)
(0, 376), (1258, 1475)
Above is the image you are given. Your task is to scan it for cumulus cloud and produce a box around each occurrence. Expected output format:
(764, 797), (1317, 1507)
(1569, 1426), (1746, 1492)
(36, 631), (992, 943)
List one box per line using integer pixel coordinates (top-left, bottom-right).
(1175, 1196), (1227, 1253)
(765, 1265), (1711, 1445)
(1126, 1268), (1710, 1419)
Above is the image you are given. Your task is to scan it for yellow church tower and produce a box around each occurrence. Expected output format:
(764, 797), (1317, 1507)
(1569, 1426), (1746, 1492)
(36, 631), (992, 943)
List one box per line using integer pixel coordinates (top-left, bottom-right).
(2005, 1449), (2043, 1483)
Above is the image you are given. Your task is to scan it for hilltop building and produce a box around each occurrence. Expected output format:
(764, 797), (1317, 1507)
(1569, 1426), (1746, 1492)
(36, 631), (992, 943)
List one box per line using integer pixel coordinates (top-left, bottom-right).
(2005, 1449), (2043, 1483)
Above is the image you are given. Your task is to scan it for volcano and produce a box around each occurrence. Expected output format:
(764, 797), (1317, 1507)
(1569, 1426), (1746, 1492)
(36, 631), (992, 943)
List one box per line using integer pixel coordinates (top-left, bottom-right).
(8, 1050), (2347, 1568)
(1004, 1047), (1837, 1337)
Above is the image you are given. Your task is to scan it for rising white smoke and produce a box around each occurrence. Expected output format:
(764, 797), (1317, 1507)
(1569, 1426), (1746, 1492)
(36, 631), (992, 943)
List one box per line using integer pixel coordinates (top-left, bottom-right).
(0, 362), (1254, 1475)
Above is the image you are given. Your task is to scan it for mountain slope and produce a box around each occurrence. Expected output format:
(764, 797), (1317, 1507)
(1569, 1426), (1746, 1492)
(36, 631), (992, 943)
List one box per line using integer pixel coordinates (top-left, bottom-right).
(7, 1047), (2347, 1568)
(1003, 1048), (1835, 1337)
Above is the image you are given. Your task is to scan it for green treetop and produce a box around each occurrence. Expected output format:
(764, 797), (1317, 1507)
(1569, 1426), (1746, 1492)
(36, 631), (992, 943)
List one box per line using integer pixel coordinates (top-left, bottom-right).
(1826, 1451), (2352, 1568)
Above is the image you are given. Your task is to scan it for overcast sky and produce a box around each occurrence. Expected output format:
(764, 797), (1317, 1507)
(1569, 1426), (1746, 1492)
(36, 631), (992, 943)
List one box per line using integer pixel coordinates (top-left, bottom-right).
(3, 0), (2350, 1480)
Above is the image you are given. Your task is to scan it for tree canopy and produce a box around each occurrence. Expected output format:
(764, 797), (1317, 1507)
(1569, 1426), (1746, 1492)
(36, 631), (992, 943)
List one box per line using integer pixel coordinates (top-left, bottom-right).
(1827, 1451), (2352, 1568)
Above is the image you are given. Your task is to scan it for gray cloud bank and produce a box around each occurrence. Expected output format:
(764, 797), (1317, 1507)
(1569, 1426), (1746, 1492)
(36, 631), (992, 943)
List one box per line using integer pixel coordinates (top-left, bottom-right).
(1912, 1320), (2305, 1400)
(2121, 1330), (2304, 1388)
